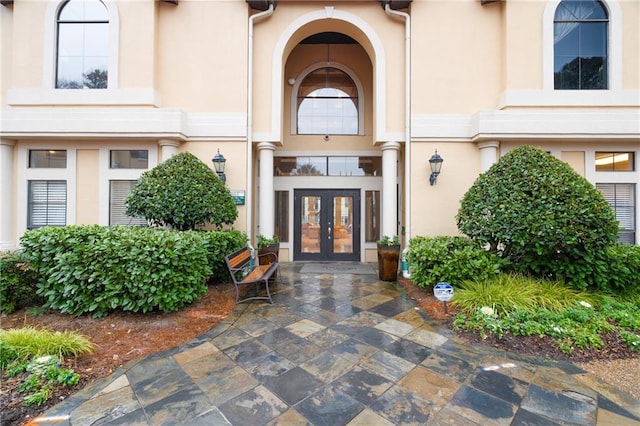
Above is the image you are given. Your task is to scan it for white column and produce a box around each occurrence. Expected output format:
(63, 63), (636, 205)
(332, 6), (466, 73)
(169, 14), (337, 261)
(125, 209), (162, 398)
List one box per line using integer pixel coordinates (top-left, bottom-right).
(381, 141), (400, 238)
(0, 139), (16, 250)
(257, 142), (276, 238)
(478, 141), (500, 173)
(158, 139), (180, 162)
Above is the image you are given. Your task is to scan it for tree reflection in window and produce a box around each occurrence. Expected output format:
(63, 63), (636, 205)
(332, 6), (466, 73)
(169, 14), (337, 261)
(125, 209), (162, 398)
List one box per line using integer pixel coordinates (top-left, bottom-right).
(554, 0), (608, 90)
(56, 0), (109, 89)
(297, 67), (358, 135)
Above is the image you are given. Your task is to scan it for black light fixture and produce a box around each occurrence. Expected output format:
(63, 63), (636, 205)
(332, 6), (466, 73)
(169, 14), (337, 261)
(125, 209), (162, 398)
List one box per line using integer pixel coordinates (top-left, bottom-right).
(429, 150), (444, 186)
(212, 149), (227, 185)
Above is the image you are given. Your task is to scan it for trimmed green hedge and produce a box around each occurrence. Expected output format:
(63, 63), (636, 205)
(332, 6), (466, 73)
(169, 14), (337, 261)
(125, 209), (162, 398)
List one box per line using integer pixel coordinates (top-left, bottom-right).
(201, 229), (248, 282)
(0, 251), (42, 314)
(20, 226), (246, 317)
(407, 236), (505, 289)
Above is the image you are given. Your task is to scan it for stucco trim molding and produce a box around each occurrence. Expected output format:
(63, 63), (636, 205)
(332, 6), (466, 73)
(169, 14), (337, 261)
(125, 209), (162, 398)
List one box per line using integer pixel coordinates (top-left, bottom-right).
(499, 90), (640, 108)
(271, 7), (387, 143)
(7, 89), (160, 106)
(412, 109), (640, 142)
(0, 108), (247, 140)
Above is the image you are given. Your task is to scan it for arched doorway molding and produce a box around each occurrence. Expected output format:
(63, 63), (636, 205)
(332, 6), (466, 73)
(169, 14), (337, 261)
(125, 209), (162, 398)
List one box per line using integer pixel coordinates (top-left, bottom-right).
(264, 6), (388, 144)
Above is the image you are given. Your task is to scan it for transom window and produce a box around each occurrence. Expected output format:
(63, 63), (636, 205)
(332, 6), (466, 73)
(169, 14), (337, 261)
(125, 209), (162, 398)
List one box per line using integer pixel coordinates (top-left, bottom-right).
(109, 150), (149, 169)
(554, 0), (608, 90)
(274, 156), (381, 177)
(29, 150), (67, 168)
(595, 152), (635, 171)
(297, 67), (358, 135)
(56, 0), (109, 89)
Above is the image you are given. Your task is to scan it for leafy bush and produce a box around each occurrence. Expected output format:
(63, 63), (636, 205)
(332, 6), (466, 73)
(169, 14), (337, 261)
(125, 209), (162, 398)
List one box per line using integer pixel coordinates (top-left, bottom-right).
(456, 145), (619, 289)
(201, 229), (247, 281)
(600, 243), (640, 292)
(407, 236), (504, 288)
(125, 152), (238, 230)
(0, 251), (42, 314)
(20, 226), (212, 317)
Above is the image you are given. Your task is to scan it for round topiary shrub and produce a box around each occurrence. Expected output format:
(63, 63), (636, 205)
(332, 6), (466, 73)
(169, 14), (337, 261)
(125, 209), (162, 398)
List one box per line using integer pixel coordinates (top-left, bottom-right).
(456, 145), (618, 289)
(125, 152), (238, 230)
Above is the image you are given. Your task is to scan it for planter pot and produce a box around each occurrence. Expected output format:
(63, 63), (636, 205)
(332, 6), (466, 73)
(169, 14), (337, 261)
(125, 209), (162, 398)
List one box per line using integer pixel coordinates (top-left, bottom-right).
(258, 243), (280, 277)
(377, 244), (400, 281)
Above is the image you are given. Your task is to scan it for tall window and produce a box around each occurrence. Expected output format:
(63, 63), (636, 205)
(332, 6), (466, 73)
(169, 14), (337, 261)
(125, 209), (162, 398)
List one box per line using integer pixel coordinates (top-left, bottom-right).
(109, 181), (146, 226)
(554, 0), (608, 90)
(28, 181), (67, 229)
(275, 191), (289, 243)
(365, 190), (380, 242)
(297, 67), (358, 135)
(56, 0), (109, 89)
(597, 183), (636, 244)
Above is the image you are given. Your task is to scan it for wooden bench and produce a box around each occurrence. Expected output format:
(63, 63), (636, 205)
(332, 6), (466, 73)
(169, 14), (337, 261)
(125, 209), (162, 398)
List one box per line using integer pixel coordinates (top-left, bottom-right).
(225, 246), (278, 304)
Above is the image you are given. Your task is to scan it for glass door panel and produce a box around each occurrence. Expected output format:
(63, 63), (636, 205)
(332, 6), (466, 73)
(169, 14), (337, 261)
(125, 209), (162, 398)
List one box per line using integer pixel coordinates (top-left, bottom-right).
(332, 196), (353, 254)
(301, 195), (321, 254)
(294, 189), (360, 261)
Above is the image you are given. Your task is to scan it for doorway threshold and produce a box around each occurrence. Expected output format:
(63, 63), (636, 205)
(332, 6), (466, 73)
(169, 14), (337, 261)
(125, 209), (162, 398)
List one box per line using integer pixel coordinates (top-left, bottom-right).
(299, 262), (376, 274)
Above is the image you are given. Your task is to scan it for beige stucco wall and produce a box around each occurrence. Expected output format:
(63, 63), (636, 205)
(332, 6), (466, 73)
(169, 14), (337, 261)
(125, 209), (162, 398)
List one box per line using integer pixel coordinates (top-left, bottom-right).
(76, 149), (100, 224)
(411, 0), (505, 113)
(7, 1), (46, 89)
(156, 0), (248, 111)
(562, 151), (586, 176)
(503, 0), (546, 90)
(118, 0), (156, 89)
(0, 5), (13, 106)
(621, 0), (640, 89)
(409, 142), (480, 237)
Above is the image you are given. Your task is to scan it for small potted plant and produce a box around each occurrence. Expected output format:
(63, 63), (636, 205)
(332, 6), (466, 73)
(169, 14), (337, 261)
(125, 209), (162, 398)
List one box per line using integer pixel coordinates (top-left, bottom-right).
(377, 235), (400, 281)
(257, 234), (280, 267)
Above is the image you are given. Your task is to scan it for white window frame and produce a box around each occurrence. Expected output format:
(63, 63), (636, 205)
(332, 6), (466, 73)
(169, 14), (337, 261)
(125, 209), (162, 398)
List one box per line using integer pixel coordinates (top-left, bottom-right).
(18, 146), (77, 237)
(17, 143), (157, 242)
(99, 145), (157, 225)
(585, 148), (638, 245)
(27, 180), (68, 229)
(543, 0), (622, 91)
(290, 62), (365, 136)
(46, 0), (119, 90)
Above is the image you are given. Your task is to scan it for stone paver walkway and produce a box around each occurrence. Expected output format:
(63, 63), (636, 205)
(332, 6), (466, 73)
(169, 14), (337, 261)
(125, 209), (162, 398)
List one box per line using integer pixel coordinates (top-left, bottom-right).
(38, 262), (640, 425)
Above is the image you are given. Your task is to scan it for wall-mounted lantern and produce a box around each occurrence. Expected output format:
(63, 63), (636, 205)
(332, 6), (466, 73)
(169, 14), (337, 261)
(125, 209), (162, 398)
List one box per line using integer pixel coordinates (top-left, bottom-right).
(212, 149), (227, 185)
(429, 150), (444, 186)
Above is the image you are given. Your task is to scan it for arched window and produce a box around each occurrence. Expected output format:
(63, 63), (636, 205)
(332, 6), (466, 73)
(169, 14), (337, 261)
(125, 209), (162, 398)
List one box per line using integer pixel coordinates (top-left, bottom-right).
(56, 0), (109, 89)
(297, 67), (359, 135)
(554, 0), (608, 90)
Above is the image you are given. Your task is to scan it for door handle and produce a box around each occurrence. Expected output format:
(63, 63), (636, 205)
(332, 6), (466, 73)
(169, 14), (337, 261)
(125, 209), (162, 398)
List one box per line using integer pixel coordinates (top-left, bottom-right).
(328, 225), (332, 239)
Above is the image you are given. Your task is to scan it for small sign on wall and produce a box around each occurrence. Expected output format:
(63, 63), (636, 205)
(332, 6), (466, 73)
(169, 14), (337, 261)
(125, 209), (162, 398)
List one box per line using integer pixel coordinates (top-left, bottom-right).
(230, 190), (245, 205)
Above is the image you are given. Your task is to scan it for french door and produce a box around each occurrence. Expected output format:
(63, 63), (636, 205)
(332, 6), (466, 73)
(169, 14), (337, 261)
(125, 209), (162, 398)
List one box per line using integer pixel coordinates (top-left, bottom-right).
(294, 189), (360, 261)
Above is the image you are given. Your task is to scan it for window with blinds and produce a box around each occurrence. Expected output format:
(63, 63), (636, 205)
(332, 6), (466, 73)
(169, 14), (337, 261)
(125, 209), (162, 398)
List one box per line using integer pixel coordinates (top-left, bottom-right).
(597, 183), (636, 244)
(109, 180), (147, 226)
(28, 180), (67, 229)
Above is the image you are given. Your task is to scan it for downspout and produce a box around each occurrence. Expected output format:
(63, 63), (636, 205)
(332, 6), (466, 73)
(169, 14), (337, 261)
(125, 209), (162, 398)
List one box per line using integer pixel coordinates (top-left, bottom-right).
(247, 3), (274, 243)
(384, 4), (411, 245)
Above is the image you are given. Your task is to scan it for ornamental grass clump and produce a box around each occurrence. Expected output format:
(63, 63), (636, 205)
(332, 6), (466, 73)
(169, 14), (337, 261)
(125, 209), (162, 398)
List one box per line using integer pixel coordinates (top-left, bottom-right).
(0, 327), (95, 363)
(453, 274), (595, 316)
